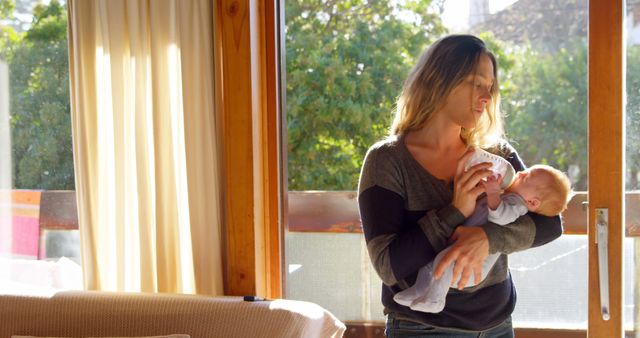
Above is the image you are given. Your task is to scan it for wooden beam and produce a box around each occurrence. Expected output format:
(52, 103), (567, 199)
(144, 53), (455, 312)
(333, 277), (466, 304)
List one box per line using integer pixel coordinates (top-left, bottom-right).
(217, 0), (257, 296)
(215, 0), (282, 297)
(588, 0), (624, 336)
(286, 192), (640, 236)
(256, 0), (283, 299)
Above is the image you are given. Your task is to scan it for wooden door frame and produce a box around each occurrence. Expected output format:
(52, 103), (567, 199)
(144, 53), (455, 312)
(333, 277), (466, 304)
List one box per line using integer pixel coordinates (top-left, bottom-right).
(588, 0), (625, 337)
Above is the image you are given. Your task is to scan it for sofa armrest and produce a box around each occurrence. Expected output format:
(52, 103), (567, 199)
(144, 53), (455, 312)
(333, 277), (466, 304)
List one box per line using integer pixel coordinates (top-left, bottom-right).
(0, 291), (346, 338)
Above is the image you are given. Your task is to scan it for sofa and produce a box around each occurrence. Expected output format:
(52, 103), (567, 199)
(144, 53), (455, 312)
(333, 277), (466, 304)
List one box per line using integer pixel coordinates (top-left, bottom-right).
(0, 291), (346, 338)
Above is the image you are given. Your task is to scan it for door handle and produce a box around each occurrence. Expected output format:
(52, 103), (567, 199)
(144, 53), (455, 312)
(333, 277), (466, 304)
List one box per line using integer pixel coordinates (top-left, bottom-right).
(595, 208), (610, 321)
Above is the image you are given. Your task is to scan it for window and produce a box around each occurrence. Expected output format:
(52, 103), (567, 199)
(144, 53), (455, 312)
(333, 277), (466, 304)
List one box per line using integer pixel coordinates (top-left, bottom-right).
(0, 0), (81, 295)
(283, 0), (595, 331)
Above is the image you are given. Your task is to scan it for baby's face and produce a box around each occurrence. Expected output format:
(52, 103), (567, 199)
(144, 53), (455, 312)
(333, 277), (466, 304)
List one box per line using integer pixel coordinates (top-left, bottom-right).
(506, 169), (548, 207)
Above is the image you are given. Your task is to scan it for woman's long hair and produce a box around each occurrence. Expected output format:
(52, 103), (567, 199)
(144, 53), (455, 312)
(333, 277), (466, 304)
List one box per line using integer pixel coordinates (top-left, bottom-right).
(390, 35), (503, 148)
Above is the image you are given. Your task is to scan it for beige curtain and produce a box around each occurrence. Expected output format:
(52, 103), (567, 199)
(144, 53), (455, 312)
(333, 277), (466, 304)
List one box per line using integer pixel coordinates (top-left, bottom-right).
(67, 0), (223, 295)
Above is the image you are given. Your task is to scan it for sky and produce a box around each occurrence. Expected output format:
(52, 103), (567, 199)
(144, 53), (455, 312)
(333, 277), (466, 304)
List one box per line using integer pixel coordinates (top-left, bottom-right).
(441, 0), (519, 31)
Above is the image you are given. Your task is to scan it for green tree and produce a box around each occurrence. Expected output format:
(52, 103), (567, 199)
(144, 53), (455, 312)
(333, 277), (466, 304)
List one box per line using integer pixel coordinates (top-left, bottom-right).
(626, 45), (640, 190)
(501, 40), (588, 190)
(2, 0), (73, 189)
(285, 0), (446, 190)
(0, 0), (15, 19)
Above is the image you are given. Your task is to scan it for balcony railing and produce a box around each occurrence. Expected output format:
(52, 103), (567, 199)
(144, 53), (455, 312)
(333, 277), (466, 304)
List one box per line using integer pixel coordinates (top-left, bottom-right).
(287, 191), (640, 236)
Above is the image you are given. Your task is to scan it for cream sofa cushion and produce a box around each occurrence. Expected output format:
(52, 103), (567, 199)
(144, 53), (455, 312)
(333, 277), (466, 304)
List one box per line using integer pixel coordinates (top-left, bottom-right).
(1, 291), (346, 338)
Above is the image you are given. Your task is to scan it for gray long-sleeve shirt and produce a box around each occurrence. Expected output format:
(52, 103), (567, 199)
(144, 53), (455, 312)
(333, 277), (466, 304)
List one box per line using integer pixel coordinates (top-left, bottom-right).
(357, 134), (563, 330)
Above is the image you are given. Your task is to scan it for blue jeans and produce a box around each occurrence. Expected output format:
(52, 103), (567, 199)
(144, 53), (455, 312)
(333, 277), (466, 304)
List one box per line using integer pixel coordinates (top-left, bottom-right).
(384, 313), (514, 338)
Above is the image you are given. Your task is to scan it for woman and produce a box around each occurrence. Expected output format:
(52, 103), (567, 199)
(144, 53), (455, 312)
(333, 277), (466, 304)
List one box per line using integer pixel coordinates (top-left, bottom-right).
(357, 34), (562, 337)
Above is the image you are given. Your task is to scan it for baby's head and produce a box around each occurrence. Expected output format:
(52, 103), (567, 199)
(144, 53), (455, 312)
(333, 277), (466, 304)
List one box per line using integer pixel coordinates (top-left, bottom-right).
(505, 164), (572, 216)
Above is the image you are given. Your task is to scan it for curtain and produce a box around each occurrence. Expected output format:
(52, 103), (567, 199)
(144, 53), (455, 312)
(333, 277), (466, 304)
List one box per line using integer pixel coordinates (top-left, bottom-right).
(67, 0), (223, 295)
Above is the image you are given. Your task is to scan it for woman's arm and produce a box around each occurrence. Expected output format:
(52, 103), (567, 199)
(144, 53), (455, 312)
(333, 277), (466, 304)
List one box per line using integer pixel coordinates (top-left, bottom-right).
(359, 184), (462, 286)
(359, 145), (491, 287)
(433, 142), (563, 288)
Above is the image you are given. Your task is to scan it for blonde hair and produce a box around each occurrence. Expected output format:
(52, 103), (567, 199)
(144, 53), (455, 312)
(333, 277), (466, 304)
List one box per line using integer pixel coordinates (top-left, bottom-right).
(529, 164), (573, 216)
(390, 35), (503, 148)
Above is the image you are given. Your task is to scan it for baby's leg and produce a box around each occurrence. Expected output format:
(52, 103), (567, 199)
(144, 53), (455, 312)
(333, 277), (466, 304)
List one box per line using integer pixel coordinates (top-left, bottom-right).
(392, 261), (435, 307)
(391, 247), (453, 313)
(408, 247), (452, 313)
(481, 253), (499, 280)
(407, 250), (500, 312)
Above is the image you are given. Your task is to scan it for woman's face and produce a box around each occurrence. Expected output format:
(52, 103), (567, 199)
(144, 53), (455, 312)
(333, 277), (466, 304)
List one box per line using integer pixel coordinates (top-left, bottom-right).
(439, 53), (494, 129)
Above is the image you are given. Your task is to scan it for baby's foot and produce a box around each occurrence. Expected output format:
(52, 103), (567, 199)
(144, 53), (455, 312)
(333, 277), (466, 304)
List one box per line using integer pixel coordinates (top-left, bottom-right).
(409, 293), (446, 313)
(393, 289), (416, 307)
(393, 264), (435, 307)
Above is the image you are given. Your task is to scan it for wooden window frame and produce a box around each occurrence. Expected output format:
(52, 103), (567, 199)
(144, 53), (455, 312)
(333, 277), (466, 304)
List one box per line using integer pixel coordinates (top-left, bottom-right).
(215, 0), (283, 299)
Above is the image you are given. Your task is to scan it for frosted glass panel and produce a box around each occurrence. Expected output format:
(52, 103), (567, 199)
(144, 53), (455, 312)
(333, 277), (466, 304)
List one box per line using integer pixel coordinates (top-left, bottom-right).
(511, 235), (635, 329)
(286, 232), (637, 328)
(285, 232), (372, 321)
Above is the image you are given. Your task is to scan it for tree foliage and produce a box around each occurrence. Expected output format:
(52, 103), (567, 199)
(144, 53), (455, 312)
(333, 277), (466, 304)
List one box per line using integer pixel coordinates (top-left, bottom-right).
(285, 0), (446, 190)
(284, 0), (628, 192)
(626, 45), (640, 189)
(500, 39), (640, 191)
(0, 0), (15, 19)
(501, 40), (588, 190)
(283, 1), (592, 192)
(1, 0), (73, 189)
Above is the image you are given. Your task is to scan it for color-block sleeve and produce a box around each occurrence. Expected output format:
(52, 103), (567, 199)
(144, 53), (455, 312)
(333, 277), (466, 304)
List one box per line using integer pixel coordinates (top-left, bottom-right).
(479, 143), (563, 254)
(358, 146), (465, 286)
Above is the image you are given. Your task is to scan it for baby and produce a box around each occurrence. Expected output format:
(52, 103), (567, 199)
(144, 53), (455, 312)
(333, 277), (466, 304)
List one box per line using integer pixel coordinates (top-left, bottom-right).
(393, 149), (573, 313)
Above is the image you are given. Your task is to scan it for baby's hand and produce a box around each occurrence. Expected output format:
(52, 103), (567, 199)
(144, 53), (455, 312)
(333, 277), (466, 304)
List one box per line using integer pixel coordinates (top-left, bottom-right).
(482, 174), (503, 196)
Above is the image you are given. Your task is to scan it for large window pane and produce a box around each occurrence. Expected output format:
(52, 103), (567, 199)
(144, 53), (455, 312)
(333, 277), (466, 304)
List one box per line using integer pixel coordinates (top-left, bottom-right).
(0, 0), (81, 295)
(284, 0), (589, 329)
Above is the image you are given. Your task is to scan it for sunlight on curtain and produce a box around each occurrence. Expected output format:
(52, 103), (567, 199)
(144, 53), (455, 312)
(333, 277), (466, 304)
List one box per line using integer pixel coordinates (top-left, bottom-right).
(167, 42), (195, 293)
(67, 0), (222, 295)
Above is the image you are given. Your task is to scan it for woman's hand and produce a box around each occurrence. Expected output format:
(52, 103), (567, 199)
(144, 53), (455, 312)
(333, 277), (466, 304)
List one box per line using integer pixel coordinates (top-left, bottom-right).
(452, 149), (493, 217)
(433, 226), (490, 289)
